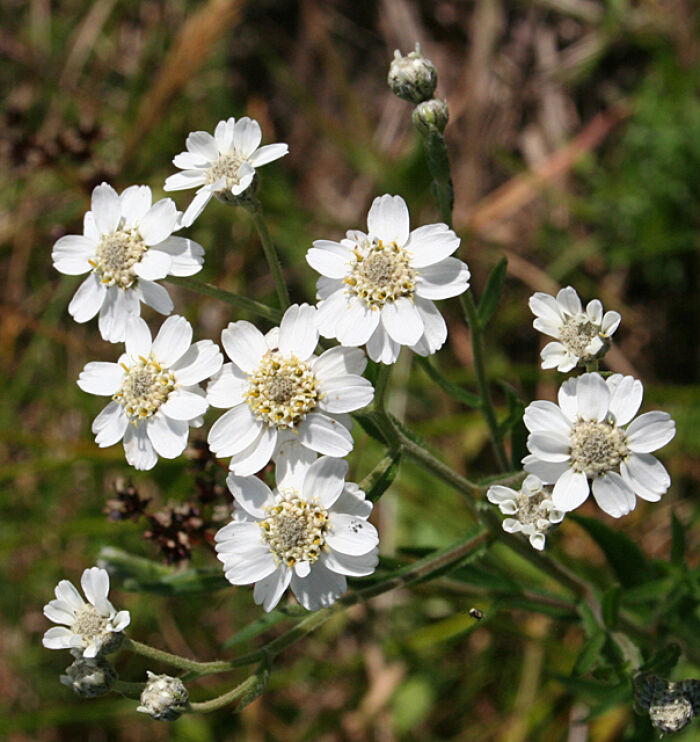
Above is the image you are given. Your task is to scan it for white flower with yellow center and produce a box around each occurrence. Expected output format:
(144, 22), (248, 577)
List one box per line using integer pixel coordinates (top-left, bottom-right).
(529, 287), (621, 372)
(215, 444), (379, 611)
(307, 194), (470, 364)
(52, 183), (205, 343)
(207, 303), (374, 475)
(487, 474), (564, 550)
(164, 116), (288, 227)
(43, 567), (130, 658)
(523, 373), (676, 517)
(78, 315), (222, 471)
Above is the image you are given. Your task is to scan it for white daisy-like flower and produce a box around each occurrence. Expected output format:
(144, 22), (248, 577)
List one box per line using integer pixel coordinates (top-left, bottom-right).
(215, 443), (379, 612)
(163, 116), (289, 227)
(52, 183), (205, 343)
(42, 567), (130, 658)
(529, 286), (621, 372)
(78, 315), (223, 471)
(522, 373), (676, 518)
(486, 474), (565, 550)
(207, 303), (374, 475)
(307, 194), (470, 365)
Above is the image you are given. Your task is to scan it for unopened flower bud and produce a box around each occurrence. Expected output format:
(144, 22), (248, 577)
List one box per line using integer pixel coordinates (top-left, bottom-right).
(412, 98), (449, 136)
(388, 44), (437, 104)
(137, 671), (190, 721)
(60, 653), (117, 698)
(649, 691), (695, 735)
(634, 673), (700, 736)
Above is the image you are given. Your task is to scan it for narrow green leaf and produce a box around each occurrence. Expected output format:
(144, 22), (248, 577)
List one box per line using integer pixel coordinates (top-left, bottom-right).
(477, 257), (508, 328)
(671, 512), (686, 566)
(360, 452), (400, 503)
(415, 356), (481, 408)
(601, 585), (621, 628)
(573, 630), (607, 676)
(639, 643), (681, 676)
(497, 381), (527, 468)
(354, 411), (389, 444)
(570, 514), (653, 588)
(223, 609), (305, 649)
(622, 577), (675, 604)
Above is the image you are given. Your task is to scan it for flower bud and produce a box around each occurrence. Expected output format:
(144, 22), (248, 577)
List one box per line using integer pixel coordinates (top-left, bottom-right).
(60, 654), (117, 698)
(412, 99), (449, 136)
(649, 691), (695, 735)
(387, 44), (437, 104)
(634, 673), (700, 735)
(137, 671), (190, 721)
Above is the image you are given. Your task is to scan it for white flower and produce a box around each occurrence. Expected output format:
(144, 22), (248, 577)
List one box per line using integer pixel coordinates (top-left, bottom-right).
(42, 567), (130, 658)
(52, 183), (204, 343)
(164, 116), (288, 227)
(78, 315), (223, 471)
(486, 474), (564, 550)
(307, 194), (470, 365)
(522, 373), (676, 518)
(207, 303), (374, 475)
(215, 444), (379, 612)
(529, 286), (621, 372)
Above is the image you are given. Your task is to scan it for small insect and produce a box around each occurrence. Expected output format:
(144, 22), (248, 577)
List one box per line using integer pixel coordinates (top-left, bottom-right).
(468, 608), (484, 620)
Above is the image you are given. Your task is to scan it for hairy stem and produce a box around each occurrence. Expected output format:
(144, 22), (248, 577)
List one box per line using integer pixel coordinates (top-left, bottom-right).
(246, 199), (291, 310)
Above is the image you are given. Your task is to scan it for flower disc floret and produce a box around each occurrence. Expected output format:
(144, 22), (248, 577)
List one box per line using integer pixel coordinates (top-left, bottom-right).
(113, 356), (177, 421)
(92, 228), (148, 288)
(569, 420), (628, 476)
(244, 352), (319, 428)
(347, 238), (417, 308)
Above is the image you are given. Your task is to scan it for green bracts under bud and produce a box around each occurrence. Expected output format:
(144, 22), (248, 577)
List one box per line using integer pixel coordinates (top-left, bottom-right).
(412, 99), (449, 136)
(388, 44), (437, 104)
(137, 671), (190, 721)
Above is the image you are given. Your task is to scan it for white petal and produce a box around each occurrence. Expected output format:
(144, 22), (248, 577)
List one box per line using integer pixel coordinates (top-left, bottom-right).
(410, 297), (448, 356)
(120, 185), (153, 226)
(601, 311), (621, 336)
(186, 130), (218, 160)
(626, 411), (676, 453)
(153, 237), (204, 277)
(322, 548), (378, 577)
(171, 340), (223, 386)
(529, 292), (564, 324)
(486, 485), (519, 505)
(253, 567), (292, 612)
(112, 610), (131, 631)
(123, 425), (158, 470)
(230, 163), (255, 195)
(81, 567), (110, 612)
(296, 412), (353, 457)
(333, 483), (372, 519)
(180, 187), (213, 228)
(552, 468), (590, 511)
(290, 563), (346, 611)
(381, 297), (423, 345)
(591, 472), (635, 518)
(215, 520), (263, 551)
(206, 363), (248, 408)
(227, 425), (277, 476)
(621, 454), (670, 502)
(522, 454), (570, 484)
(336, 299), (380, 346)
(91, 183), (120, 235)
(233, 117), (262, 157)
(406, 223), (460, 268)
(523, 400), (572, 436)
(327, 513), (379, 555)
(294, 561), (312, 578)
(43, 626), (80, 650)
(55, 580), (85, 611)
(139, 199), (178, 246)
(502, 518), (522, 533)
(367, 194), (410, 246)
(52, 235), (94, 275)
(77, 362), (123, 396)
(278, 303), (318, 360)
(586, 299), (603, 324)
(249, 142), (289, 167)
(527, 432), (571, 462)
(302, 456), (348, 509)
(366, 323), (400, 365)
(274, 441), (317, 491)
(576, 373), (609, 421)
(306, 242), (352, 279)
(213, 119), (234, 152)
(529, 533), (546, 551)
(533, 317), (564, 339)
(83, 211), (99, 241)
(607, 375), (643, 426)
(208, 404), (263, 457)
(146, 415), (189, 459)
(556, 286), (582, 316)
(558, 378), (579, 422)
(92, 402), (129, 447)
(152, 314), (192, 366)
(415, 257), (470, 300)
(132, 249), (171, 281)
(160, 389), (208, 421)
(221, 321), (267, 373)
(313, 346), (367, 379)
(318, 375), (374, 413)
(136, 280), (174, 316)
(98, 287), (140, 343)
(173, 150), (209, 169)
(541, 342), (576, 372)
(68, 273), (106, 323)
(316, 289), (349, 338)
(125, 316), (152, 358)
(225, 552), (277, 585)
(44, 600), (77, 625)
(164, 170), (208, 192)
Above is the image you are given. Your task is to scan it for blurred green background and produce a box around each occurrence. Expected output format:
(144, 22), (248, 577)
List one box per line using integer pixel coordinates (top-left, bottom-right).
(1, 0), (699, 740)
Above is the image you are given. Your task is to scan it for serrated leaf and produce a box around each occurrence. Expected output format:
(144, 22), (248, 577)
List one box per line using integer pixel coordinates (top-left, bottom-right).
(477, 257), (508, 328)
(415, 356), (481, 408)
(360, 452), (400, 503)
(570, 514), (653, 588)
(671, 512), (686, 566)
(602, 585), (621, 628)
(573, 629), (607, 676)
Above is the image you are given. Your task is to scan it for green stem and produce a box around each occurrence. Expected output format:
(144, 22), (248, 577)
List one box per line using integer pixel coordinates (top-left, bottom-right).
(373, 363), (392, 411)
(189, 659), (269, 713)
(245, 199), (291, 310)
(584, 359), (599, 373)
(113, 679), (145, 698)
(418, 126), (454, 227)
(123, 638), (254, 675)
(166, 276), (281, 323)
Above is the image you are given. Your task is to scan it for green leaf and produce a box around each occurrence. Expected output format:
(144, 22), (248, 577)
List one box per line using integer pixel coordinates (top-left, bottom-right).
(602, 585), (621, 628)
(553, 675), (631, 713)
(497, 381), (527, 469)
(477, 257), (508, 328)
(223, 608), (305, 649)
(236, 658), (272, 712)
(671, 512), (686, 566)
(608, 631), (642, 673)
(354, 411), (389, 445)
(360, 452), (400, 503)
(570, 514), (653, 588)
(415, 356), (481, 408)
(622, 577), (675, 604)
(639, 643), (681, 676)
(573, 629), (607, 676)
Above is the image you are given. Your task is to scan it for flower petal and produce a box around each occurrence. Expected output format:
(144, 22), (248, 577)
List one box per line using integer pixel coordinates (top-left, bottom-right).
(153, 237), (204, 277)
(607, 375), (643, 426)
(529, 292), (564, 324)
(556, 286), (582, 316)
(626, 411), (676, 453)
(77, 362), (123, 396)
(125, 316), (152, 358)
(225, 552), (277, 585)
(139, 199), (178, 246)
(316, 289), (348, 338)
(120, 185), (153, 225)
(523, 400), (572, 436)
(290, 562), (346, 611)
(381, 297), (423, 346)
(227, 425), (277, 476)
(522, 454), (570, 484)
(552, 468), (590, 511)
(313, 346), (367, 379)
(136, 280), (174, 316)
(296, 412), (353, 457)
(208, 404), (262, 457)
(249, 142), (289, 167)
(81, 567), (110, 612)
(335, 298), (380, 347)
(221, 321), (268, 373)
(180, 187), (213, 228)
(146, 415), (189, 459)
(132, 249), (171, 281)
(302, 456), (348, 509)
(98, 286), (140, 343)
(233, 117), (262, 157)
(591, 472), (635, 518)
(322, 548), (378, 577)
(226, 472), (274, 518)
(160, 389), (208, 421)
(306, 241), (352, 279)
(164, 170), (208, 192)
(333, 483), (372, 519)
(92, 402), (129, 447)
(186, 130), (218, 160)
(278, 303), (318, 360)
(621, 453), (670, 502)
(367, 194), (410, 246)
(252, 567), (292, 612)
(326, 512), (379, 555)
(68, 273), (106, 323)
(318, 375), (374, 413)
(91, 183), (121, 235)
(576, 373), (609, 422)
(410, 297), (447, 356)
(43, 626), (80, 650)
(527, 432), (571, 462)
(406, 223), (460, 268)
(123, 424), (158, 470)
(206, 363), (248, 408)
(415, 257), (470, 300)
(366, 323), (400, 365)
(52, 235), (94, 275)
(55, 580), (85, 611)
(152, 314), (192, 366)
